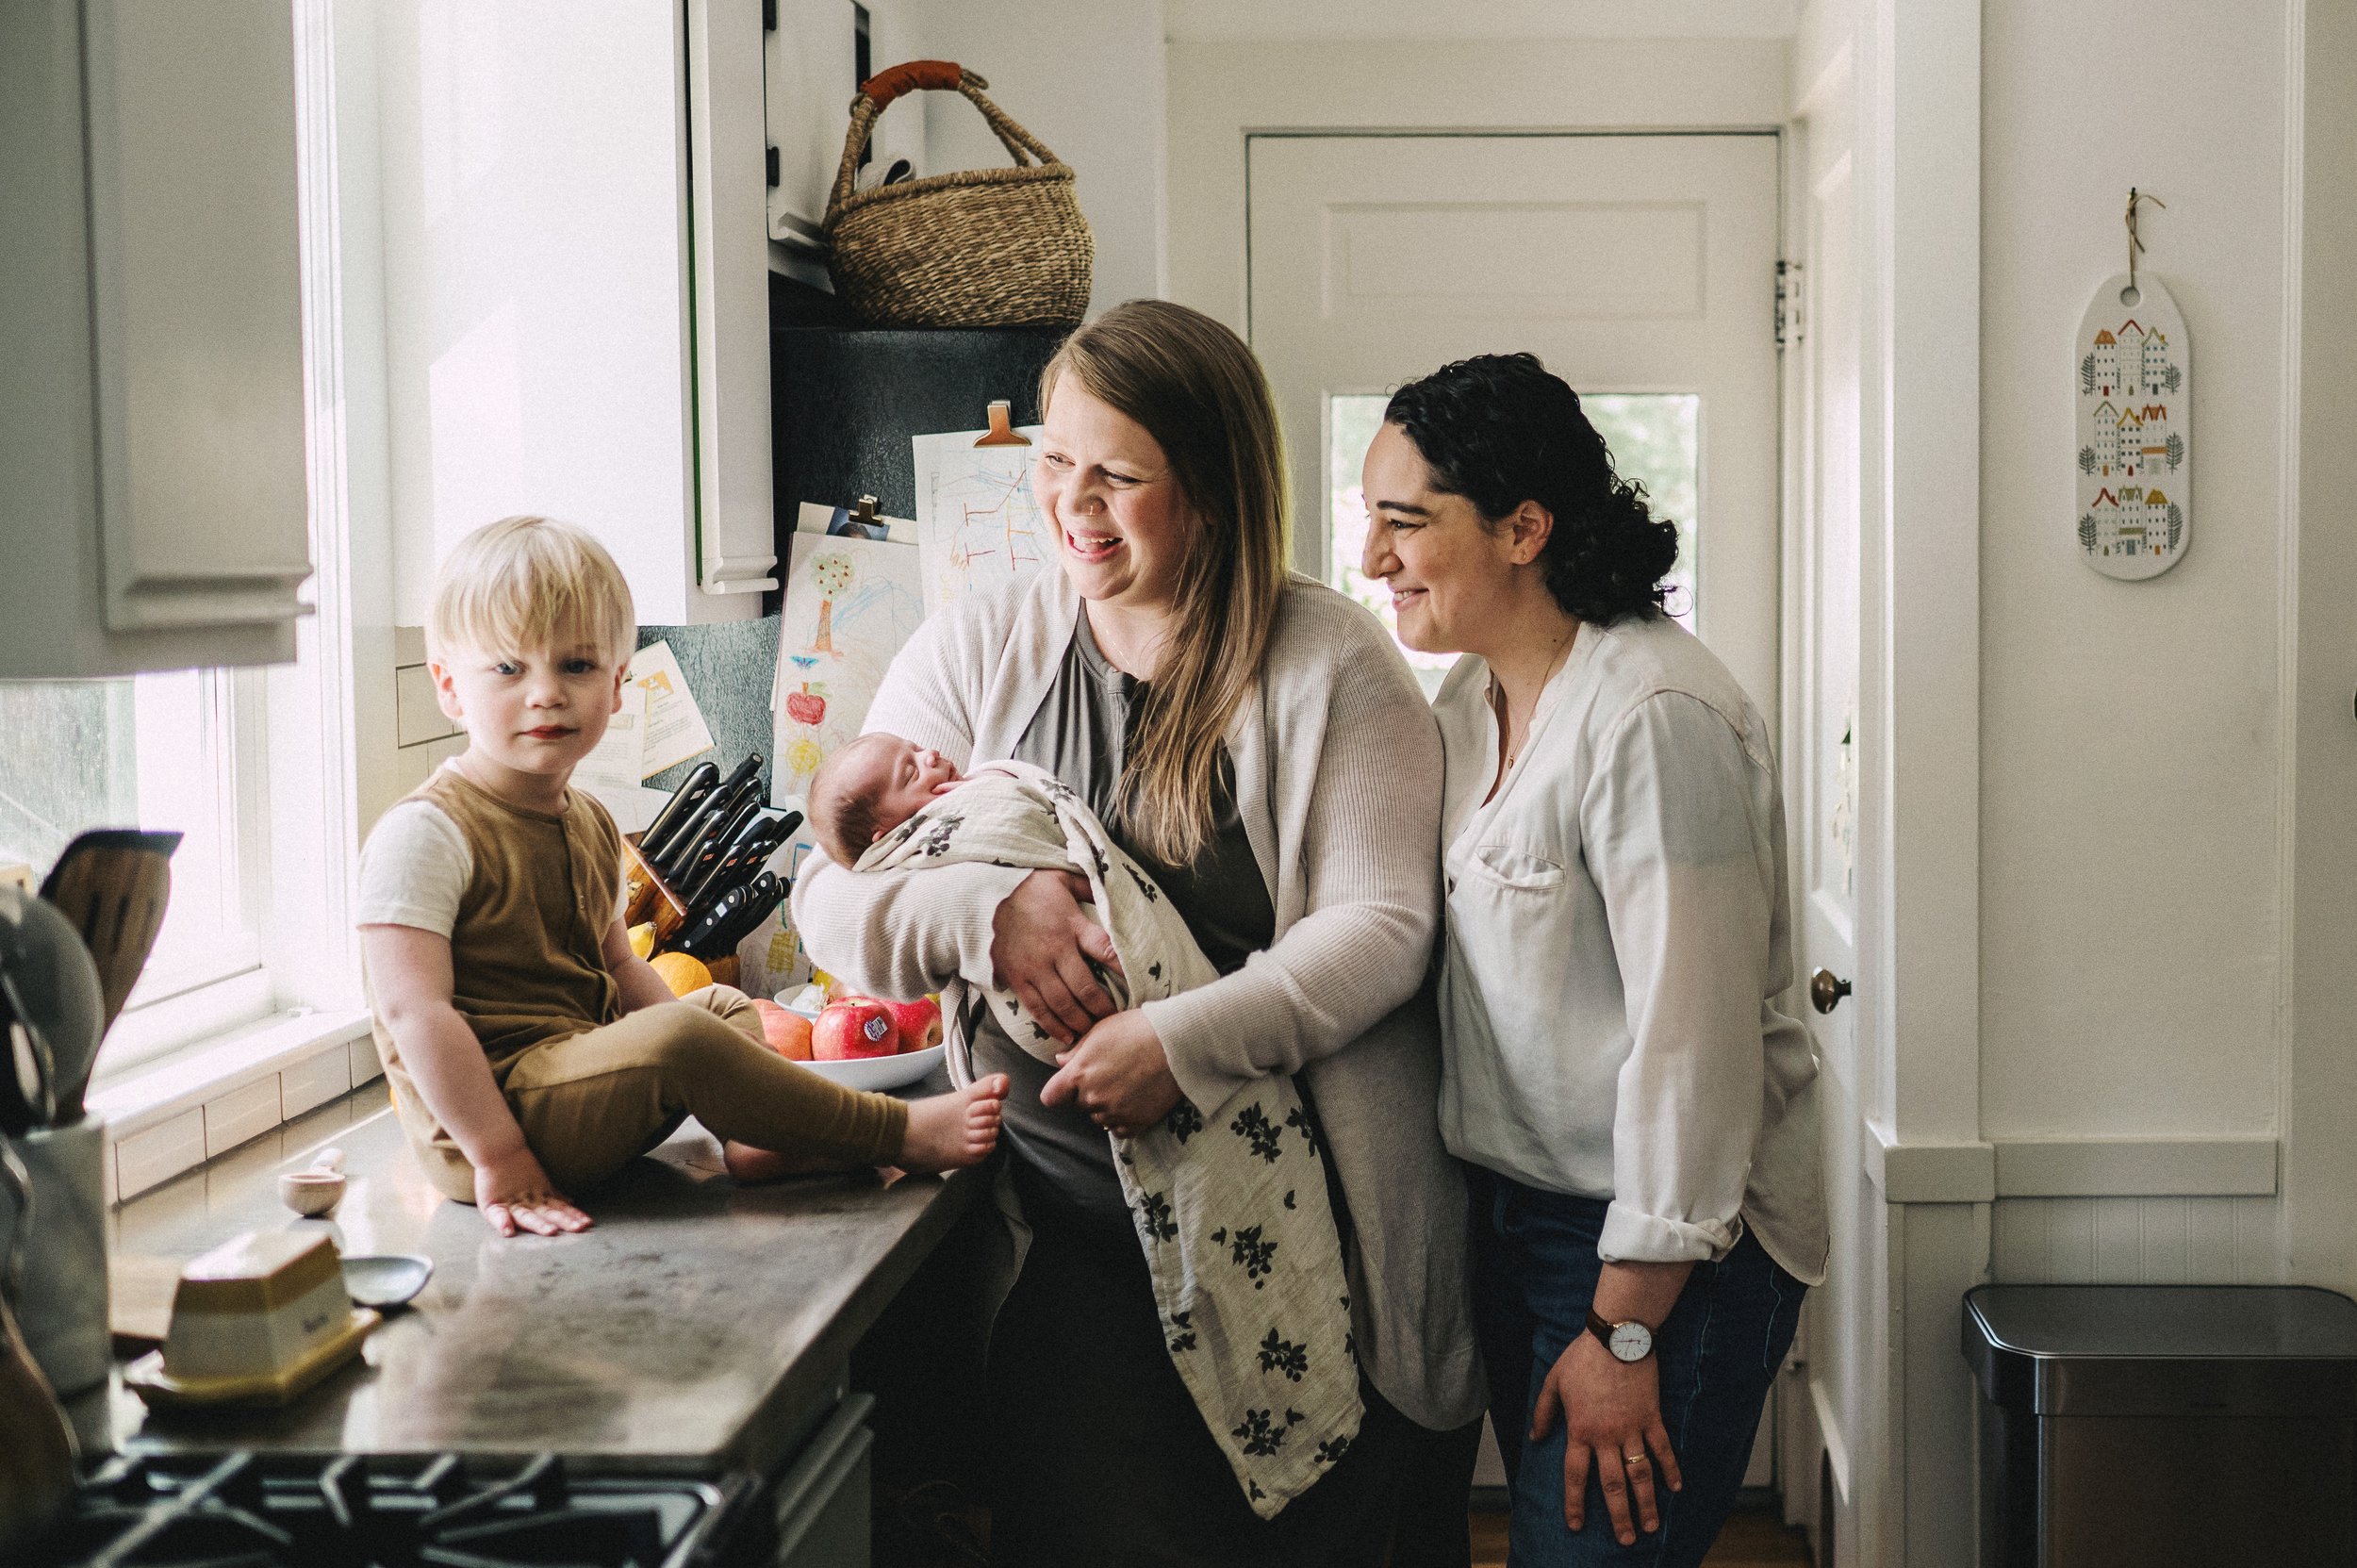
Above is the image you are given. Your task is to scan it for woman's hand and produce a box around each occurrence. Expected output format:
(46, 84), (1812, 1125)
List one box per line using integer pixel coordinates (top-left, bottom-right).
(1530, 1329), (1684, 1545)
(1040, 1009), (1183, 1137)
(991, 869), (1124, 1045)
(472, 1146), (594, 1238)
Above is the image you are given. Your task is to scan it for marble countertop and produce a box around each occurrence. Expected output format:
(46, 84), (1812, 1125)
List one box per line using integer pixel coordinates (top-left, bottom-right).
(92, 1079), (982, 1476)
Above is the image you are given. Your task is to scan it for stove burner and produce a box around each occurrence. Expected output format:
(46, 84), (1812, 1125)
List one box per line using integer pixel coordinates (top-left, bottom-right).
(34, 1451), (739, 1568)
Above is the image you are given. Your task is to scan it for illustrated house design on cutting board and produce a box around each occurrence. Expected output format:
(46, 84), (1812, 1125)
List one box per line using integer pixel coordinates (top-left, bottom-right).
(2075, 277), (2192, 579)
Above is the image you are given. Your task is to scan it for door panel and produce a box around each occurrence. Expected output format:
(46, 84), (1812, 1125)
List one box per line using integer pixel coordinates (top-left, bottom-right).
(1248, 133), (1782, 718)
(1251, 128), (1788, 1499)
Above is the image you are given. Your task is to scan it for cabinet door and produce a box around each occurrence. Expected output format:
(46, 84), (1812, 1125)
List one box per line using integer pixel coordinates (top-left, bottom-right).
(380, 2), (769, 627)
(83, 0), (313, 635)
(0, 0), (305, 677)
(689, 0), (783, 597)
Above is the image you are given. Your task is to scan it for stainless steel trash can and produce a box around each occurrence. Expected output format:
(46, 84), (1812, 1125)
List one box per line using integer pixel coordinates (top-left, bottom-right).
(1962, 1284), (2357, 1567)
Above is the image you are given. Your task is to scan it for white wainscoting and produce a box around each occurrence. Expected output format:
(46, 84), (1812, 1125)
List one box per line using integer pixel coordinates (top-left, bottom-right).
(1988, 1196), (2283, 1285)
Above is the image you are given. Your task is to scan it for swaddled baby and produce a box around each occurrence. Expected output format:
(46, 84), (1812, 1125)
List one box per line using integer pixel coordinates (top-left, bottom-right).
(800, 729), (1362, 1519)
(806, 733), (992, 869)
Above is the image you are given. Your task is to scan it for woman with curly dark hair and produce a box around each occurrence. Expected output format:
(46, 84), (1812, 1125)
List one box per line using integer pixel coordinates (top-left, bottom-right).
(1362, 354), (1827, 1567)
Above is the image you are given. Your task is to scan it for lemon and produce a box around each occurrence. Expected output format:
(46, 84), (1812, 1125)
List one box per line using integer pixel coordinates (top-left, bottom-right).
(649, 950), (713, 997)
(627, 921), (655, 960)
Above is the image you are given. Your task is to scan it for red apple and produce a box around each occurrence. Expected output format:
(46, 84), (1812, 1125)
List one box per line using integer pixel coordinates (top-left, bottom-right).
(813, 999), (897, 1061)
(881, 997), (943, 1054)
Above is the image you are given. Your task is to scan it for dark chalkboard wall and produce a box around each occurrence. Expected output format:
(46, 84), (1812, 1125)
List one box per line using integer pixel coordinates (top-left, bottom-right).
(635, 315), (1070, 795)
(768, 321), (1068, 604)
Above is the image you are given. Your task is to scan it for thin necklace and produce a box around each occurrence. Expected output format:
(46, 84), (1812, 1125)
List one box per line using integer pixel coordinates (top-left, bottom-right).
(1501, 625), (1578, 769)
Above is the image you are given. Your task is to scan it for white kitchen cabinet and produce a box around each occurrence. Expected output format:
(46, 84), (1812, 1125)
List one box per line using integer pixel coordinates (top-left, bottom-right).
(377, 0), (777, 628)
(0, 0), (314, 678)
(764, 0), (925, 250)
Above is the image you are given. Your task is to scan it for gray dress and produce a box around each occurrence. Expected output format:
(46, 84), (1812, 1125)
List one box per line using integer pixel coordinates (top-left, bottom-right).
(974, 607), (1274, 1238)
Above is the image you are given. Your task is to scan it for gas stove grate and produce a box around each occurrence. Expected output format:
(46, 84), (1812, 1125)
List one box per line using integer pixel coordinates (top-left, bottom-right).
(34, 1450), (737, 1568)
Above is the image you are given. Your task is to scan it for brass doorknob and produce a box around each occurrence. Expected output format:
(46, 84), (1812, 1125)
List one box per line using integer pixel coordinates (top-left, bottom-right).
(1810, 968), (1853, 1015)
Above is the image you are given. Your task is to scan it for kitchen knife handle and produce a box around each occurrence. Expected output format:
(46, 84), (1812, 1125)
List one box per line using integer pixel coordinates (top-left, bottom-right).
(658, 778), (750, 883)
(641, 761), (718, 860)
(641, 783), (713, 867)
(681, 793), (762, 898)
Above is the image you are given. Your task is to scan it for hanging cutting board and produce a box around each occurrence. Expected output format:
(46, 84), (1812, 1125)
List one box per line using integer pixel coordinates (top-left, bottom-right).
(2075, 272), (2190, 579)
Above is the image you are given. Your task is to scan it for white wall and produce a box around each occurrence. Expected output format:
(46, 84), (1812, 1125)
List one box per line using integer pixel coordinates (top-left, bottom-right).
(1978, 0), (2295, 1275)
(1979, 0), (2286, 1149)
(901, 0), (1164, 315)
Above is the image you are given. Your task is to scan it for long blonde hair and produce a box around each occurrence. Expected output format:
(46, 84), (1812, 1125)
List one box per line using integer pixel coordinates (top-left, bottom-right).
(1042, 301), (1289, 867)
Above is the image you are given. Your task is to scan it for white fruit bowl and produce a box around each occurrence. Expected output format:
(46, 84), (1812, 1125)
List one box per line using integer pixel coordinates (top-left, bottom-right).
(800, 1043), (945, 1092)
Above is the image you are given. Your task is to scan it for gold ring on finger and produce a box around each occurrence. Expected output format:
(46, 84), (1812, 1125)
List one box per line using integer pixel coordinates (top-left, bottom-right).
(1624, 1453), (1647, 1466)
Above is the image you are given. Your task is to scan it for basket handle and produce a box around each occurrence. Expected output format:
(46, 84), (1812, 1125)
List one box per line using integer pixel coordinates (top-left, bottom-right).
(828, 63), (1064, 224)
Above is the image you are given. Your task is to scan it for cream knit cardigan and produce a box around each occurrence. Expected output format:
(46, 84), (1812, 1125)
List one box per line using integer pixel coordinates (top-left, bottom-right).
(789, 567), (1483, 1431)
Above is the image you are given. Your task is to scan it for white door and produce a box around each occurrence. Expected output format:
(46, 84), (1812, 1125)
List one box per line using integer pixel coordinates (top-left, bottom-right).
(1778, 84), (1867, 1560)
(1249, 132), (1786, 1494)
(1247, 133), (1783, 719)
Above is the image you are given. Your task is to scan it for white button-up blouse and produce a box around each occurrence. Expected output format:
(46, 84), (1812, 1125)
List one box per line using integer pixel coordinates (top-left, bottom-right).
(1433, 611), (1827, 1282)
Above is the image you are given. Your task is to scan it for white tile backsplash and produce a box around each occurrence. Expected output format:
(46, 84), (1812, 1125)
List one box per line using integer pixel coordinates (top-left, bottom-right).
(116, 1110), (206, 1199)
(280, 1047), (351, 1118)
(395, 662), (461, 747)
(202, 1076), (283, 1160)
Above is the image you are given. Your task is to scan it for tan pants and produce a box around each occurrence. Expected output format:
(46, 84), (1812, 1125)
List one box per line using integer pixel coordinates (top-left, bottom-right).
(418, 986), (909, 1202)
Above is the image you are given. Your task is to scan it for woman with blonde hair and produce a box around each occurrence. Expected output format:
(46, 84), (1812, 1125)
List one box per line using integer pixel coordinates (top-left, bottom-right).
(791, 300), (1481, 1564)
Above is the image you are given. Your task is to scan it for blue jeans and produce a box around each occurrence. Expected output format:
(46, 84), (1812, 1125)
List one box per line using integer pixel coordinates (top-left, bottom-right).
(1470, 1166), (1804, 1568)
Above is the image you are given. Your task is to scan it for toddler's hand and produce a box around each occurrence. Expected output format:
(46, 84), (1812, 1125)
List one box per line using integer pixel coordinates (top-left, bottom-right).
(473, 1147), (594, 1237)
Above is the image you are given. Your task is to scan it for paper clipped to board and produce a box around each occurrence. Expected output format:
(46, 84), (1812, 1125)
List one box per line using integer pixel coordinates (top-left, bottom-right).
(796, 498), (917, 545)
(627, 640), (716, 778)
(912, 421), (1050, 612)
(771, 531), (926, 803)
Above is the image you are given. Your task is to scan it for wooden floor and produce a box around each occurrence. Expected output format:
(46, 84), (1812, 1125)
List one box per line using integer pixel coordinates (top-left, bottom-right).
(1471, 1505), (1813, 1566)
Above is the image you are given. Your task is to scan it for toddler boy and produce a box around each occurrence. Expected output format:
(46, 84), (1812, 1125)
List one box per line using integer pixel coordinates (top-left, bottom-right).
(357, 518), (1004, 1236)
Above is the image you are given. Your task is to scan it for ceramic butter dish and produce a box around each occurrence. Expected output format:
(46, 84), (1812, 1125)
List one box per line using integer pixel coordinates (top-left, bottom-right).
(124, 1230), (377, 1409)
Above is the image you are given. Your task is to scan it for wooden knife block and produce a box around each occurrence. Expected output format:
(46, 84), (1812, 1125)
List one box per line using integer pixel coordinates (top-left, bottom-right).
(620, 835), (740, 988)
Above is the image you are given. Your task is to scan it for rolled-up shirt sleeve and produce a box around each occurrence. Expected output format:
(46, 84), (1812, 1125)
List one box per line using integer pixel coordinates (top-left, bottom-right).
(1584, 691), (1777, 1265)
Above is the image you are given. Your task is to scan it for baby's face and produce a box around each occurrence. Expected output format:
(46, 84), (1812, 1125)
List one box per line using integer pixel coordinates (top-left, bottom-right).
(850, 735), (963, 838)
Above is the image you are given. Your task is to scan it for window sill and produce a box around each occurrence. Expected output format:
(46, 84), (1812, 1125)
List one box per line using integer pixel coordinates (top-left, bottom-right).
(86, 1007), (378, 1202)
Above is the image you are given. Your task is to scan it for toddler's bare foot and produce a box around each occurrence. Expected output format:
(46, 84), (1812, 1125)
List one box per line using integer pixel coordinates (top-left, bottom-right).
(898, 1075), (1008, 1172)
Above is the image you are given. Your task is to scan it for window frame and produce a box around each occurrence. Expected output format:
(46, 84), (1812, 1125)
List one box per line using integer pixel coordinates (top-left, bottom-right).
(87, 0), (369, 1097)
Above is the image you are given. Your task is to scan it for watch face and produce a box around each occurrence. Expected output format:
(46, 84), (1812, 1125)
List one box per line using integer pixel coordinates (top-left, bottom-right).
(1608, 1321), (1653, 1362)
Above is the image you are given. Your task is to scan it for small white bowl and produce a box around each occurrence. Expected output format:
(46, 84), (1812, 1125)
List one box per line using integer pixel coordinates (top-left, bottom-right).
(800, 1043), (946, 1092)
(277, 1169), (346, 1216)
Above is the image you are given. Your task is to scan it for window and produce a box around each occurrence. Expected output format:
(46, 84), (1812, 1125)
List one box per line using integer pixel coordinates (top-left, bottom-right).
(1327, 391), (1702, 692)
(0, 668), (274, 1074)
(0, 2), (366, 1092)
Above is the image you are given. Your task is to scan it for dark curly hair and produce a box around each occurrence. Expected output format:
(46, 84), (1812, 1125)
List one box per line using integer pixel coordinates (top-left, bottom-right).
(1383, 354), (1680, 625)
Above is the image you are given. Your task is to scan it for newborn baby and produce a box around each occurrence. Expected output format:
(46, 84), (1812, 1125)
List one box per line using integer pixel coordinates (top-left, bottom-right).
(807, 732), (990, 868)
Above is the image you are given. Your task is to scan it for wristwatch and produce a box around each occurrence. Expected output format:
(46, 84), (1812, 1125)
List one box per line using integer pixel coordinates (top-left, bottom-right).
(1586, 1307), (1655, 1363)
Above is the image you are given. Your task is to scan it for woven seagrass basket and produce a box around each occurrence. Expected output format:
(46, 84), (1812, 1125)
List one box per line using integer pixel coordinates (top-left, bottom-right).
(823, 61), (1093, 329)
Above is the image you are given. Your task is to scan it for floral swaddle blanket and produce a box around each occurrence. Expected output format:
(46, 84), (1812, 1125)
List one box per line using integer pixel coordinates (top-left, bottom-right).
(857, 761), (1361, 1517)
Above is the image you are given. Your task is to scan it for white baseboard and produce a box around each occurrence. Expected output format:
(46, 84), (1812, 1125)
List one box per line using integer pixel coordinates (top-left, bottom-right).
(1864, 1118), (2279, 1203)
(1991, 1136), (2277, 1197)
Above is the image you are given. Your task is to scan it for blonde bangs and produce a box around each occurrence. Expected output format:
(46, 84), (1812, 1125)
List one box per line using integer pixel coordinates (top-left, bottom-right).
(427, 515), (635, 665)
